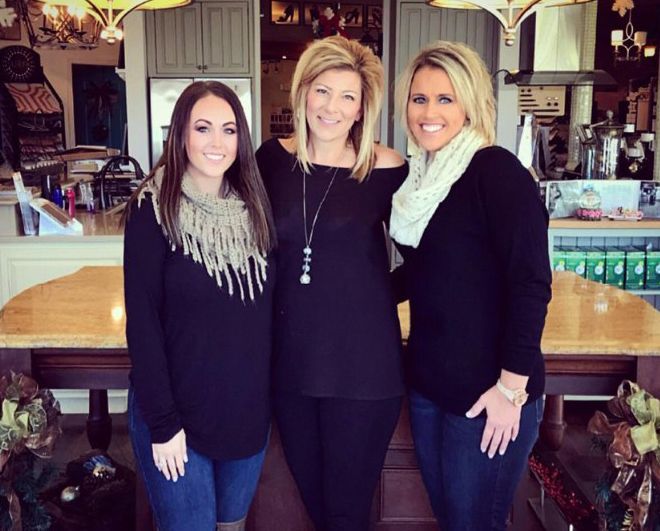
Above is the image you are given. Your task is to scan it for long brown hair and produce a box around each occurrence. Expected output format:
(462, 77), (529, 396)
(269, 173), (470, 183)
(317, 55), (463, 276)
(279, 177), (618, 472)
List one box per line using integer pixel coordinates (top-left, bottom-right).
(125, 81), (275, 252)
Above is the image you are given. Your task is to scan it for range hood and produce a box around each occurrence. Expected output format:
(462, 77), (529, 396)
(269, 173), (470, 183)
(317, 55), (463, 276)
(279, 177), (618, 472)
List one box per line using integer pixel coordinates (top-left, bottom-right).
(504, 70), (618, 87)
(503, 7), (619, 88)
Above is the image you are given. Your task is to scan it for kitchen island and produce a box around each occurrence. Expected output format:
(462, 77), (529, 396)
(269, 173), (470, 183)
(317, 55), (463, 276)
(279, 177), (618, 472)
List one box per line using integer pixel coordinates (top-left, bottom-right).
(0, 211), (123, 308)
(0, 267), (659, 529)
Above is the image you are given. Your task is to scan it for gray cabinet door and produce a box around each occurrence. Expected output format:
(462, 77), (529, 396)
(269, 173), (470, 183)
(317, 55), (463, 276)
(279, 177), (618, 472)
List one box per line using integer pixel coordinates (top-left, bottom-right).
(152, 4), (204, 75)
(202, 2), (251, 74)
(394, 2), (500, 154)
(397, 3), (499, 77)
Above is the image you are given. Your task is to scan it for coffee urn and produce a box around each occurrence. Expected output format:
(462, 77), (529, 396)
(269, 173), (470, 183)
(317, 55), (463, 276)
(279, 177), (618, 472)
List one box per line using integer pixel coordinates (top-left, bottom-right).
(591, 110), (625, 180)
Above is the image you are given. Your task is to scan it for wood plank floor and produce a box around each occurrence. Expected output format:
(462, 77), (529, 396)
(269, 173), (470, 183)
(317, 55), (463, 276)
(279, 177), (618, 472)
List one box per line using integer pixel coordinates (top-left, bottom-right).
(47, 400), (606, 531)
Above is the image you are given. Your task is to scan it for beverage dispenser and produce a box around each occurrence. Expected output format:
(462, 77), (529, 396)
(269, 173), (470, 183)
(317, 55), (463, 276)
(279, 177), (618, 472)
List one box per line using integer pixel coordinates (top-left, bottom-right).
(591, 111), (625, 180)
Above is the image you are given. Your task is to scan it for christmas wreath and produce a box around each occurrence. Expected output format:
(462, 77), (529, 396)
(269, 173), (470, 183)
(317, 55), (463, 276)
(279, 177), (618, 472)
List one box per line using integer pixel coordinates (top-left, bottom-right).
(0, 372), (61, 530)
(588, 380), (660, 530)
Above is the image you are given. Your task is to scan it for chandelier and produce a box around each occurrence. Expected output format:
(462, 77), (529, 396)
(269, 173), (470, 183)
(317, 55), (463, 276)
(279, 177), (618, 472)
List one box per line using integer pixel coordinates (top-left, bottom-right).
(610, 4), (655, 63)
(425, 0), (594, 46)
(19, 0), (101, 48)
(20, 0), (190, 48)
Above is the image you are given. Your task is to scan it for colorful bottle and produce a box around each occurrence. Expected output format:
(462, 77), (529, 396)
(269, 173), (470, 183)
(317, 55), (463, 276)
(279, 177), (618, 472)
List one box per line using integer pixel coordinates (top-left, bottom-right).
(66, 187), (76, 218)
(51, 184), (63, 208)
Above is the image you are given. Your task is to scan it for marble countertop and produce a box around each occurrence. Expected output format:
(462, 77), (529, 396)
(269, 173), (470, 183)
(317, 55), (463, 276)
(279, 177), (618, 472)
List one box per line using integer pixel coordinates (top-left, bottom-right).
(0, 267), (126, 348)
(399, 272), (660, 356)
(1, 268), (659, 356)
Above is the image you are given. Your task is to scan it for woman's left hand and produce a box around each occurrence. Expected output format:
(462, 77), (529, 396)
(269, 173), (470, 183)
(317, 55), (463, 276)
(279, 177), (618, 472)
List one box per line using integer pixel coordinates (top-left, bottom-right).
(465, 386), (522, 458)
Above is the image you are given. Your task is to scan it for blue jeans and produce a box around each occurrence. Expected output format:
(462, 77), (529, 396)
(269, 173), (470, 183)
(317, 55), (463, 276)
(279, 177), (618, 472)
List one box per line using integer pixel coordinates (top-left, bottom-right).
(409, 390), (544, 531)
(128, 390), (267, 531)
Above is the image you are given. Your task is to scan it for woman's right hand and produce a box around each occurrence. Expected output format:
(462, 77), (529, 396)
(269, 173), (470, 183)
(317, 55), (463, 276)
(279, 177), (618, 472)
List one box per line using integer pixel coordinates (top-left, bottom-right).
(152, 429), (188, 482)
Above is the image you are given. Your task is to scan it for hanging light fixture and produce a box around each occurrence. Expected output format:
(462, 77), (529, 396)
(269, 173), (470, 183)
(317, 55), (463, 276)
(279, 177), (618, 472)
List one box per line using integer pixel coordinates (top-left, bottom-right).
(425, 0), (595, 46)
(21, 0), (191, 48)
(81, 0), (192, 43)
(610, 3), (650, 63)
(19, 0), (101, 48)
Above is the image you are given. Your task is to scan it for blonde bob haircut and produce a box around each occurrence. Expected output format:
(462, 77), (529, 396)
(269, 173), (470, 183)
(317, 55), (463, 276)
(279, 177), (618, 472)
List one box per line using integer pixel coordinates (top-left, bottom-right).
(290, 35), (384, 182)
(395, 40), (496, 149)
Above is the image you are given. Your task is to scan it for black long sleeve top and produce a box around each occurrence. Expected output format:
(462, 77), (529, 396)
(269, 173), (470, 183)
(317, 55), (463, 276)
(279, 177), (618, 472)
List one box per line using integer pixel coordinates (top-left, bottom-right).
(395, 146), (552, 414)
(256, 138), (407, 399)
(123, 194), (274, 460)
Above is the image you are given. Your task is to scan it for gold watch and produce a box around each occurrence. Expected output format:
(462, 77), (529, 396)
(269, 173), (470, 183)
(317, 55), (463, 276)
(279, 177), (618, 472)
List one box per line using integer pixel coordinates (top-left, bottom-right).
(496, 379), (528, 407)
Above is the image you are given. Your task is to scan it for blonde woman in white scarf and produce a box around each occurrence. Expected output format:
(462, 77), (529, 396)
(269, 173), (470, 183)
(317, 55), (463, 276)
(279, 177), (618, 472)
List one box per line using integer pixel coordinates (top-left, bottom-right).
(390, 41), (552, 531)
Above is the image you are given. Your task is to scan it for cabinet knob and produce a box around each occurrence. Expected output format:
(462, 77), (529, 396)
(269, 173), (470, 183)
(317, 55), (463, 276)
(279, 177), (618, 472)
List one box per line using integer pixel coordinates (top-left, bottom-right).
(203, 65), (208, 70)
(197, 65), (202, 70)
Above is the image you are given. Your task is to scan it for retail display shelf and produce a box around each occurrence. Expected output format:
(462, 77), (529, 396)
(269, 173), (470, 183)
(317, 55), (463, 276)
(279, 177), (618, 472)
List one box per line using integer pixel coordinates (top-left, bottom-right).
(628, 289), (660, 295)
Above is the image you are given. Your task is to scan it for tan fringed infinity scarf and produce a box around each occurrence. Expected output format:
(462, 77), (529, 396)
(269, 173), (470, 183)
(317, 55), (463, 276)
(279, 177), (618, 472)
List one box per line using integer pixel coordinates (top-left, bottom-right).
(138, 168), (268, 301)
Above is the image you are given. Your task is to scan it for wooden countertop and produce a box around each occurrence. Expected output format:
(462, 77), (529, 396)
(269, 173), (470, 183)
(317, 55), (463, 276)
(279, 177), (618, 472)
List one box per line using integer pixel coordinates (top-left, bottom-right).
(0, 211), (123, 240)
(549, 218), (660, 229)
(1, 268), (659, 356)
(74, 211), (123, 236)
(3, 213), (658, 241)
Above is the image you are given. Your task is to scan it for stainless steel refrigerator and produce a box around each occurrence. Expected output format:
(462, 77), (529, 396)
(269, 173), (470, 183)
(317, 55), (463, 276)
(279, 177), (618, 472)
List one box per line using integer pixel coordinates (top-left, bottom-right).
(149, 78), (252, 167)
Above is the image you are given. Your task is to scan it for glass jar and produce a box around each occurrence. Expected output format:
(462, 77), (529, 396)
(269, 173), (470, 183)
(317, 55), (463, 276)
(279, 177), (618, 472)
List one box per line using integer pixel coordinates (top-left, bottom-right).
(576, 185), (602, 221)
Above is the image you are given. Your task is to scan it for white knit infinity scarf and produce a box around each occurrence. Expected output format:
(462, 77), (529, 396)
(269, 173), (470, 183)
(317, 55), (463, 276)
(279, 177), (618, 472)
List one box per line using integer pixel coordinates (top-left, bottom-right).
(389, 127), (485, 248)
(138, 168), (268, 302)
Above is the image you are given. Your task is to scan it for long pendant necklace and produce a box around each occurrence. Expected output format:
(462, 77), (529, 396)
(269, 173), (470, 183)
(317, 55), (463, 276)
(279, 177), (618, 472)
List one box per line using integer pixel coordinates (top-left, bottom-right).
(300, 166), (340, 285)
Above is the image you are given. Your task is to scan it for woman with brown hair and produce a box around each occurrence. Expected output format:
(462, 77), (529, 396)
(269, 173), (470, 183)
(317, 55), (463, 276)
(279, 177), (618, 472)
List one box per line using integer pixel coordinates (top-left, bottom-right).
(123, 80), (275, 531)
(256, 36), (407, 530)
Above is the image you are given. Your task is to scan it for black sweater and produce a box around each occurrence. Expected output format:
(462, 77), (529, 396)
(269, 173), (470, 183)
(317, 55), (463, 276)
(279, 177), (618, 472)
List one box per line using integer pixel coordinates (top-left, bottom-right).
(256, 138), (407, 399)
(395, 146), (552, 415)
(123, 195), (274, 460)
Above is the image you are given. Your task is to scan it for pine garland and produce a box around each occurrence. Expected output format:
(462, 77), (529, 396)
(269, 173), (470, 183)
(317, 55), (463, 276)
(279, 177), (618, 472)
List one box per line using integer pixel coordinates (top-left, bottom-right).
(0, 453), (56, 530)
(595, 473), (628, 531)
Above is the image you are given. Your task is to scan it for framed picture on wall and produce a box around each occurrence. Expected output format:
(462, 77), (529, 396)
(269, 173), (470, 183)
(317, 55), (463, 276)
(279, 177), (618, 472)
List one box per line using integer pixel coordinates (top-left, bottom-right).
(338, 4), (363, 28)
(367, 5), (383, 29)
(304, 3), (354, 26)
(0, 0), (22, 41)
(303, 2), (319, 25)
(271, 1), (300, 24)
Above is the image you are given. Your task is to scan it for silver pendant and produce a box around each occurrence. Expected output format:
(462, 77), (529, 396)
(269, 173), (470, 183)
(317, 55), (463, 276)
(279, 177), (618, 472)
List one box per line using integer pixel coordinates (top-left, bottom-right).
(300, 246), (312, 285)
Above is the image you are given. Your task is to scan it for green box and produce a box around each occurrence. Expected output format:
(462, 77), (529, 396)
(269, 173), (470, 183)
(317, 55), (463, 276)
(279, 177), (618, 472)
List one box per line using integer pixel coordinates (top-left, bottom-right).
(563, 247), (586, 278)
(645, 249), (660, 290)
(605, 248), (626, 288)
(623, 246), (646, 290)
(583, 247), (606, 283)
(552, 247), (568, 272)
